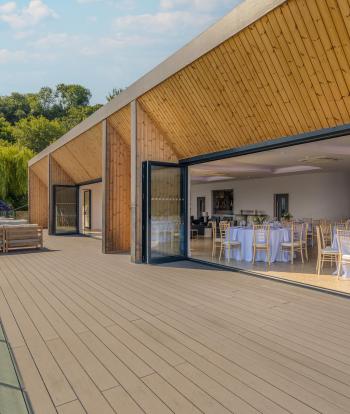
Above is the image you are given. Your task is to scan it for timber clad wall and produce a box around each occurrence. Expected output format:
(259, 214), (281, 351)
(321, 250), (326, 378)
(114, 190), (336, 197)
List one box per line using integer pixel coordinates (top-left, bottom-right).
(28, 0), (350, 257)
(139, 0), (350, 158)
(48, 156), (75, 234)
(104, 120), (131, 253)
(134, 102), (178, 261)
(28, 169), (48, 228)
(50, 156), (75, 186)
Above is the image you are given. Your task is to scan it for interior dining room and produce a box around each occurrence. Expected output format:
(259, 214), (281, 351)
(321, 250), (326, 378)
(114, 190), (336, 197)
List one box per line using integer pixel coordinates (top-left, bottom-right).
(189, 134), (350, 293)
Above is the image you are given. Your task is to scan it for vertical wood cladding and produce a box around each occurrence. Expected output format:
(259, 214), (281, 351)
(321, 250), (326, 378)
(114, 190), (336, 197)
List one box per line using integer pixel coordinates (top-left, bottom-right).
(28, 169), (48, 228)
(105, 120), (131, 253)
(134, 102), (178, 262)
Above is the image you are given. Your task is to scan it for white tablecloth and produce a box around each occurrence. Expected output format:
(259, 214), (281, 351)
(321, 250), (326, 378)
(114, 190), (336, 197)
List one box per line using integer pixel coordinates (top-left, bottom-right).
(225, 227), (291, 263)
(151, 219), (180, 246)
(332, 231), (350, 278)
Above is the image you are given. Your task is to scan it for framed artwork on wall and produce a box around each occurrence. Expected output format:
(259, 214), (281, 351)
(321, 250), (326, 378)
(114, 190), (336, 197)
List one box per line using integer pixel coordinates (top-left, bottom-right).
(212, 189), (233, 216)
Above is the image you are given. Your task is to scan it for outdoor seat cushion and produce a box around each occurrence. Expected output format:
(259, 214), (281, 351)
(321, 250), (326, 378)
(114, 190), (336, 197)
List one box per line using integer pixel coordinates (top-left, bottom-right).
(223, 240), (241, 246)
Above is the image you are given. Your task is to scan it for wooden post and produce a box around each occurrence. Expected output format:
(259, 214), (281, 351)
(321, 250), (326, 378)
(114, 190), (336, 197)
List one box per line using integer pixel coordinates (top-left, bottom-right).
(48, 154), (53, 235)
(130, 100), (138, 262)
(102, 119), (108, 253)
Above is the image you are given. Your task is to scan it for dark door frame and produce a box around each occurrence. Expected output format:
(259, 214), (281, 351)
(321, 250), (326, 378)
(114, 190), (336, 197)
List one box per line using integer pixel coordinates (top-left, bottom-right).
(274, 193), (289, 221)
(142, 160), (188, 264)
(141, 124), (350, 274)
(53, 185), (79, 235)
(83, 189), (92, 230)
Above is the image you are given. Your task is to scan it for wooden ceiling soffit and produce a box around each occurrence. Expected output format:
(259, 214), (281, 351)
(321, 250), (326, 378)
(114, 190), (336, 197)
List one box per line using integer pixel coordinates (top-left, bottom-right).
(51, 123), (102, 183)
(30, 156), (49, 187)
(139, 0), (350, 158)
(137, 101), (181, 160)
(107, 105), (131, 146)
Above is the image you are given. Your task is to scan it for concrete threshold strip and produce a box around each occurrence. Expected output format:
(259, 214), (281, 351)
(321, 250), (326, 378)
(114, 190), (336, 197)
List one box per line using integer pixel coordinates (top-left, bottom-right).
(0, 321), (32, 414)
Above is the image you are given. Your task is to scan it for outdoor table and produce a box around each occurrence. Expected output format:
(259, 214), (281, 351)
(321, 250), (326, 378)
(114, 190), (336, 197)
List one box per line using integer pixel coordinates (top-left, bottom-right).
(225, 226), (291, 263)
(332, 231), (350, 278)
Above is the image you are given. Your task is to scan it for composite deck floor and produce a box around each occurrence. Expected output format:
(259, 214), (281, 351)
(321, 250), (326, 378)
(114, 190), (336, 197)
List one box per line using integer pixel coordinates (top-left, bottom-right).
(1, 235), (350, 413)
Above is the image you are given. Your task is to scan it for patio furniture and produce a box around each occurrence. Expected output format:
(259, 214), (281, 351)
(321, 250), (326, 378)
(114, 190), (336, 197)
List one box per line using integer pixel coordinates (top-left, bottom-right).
(219, 224), (241, 261)
(336, 229), (350, 279)
(316, 226), (339, 276)
(0, 227), (4, 252)
(280, 222), (307, 264)
(252, 224), (271, 266)
(4, 225), (43, 252)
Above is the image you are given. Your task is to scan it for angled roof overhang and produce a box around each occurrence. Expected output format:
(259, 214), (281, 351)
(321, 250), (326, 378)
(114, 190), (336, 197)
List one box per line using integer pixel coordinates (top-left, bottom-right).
(29, 0), (286, 167)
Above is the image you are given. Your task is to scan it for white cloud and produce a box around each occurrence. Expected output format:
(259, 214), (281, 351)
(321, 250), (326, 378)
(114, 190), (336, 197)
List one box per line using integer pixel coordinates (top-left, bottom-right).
(0, 0), (57, 30)
(160, 0), (237, 12)
(0, 2), (16, 14)
(0, 48), (32, 63)
(114, 11), (212, 34)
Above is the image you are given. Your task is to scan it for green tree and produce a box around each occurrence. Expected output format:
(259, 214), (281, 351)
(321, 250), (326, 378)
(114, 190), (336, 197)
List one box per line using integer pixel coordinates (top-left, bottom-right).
(56, 84), (92, 110)
(12, 116), (65, 153)
(0, 93), (31, 124)
(0, 117), (13, 142)
(106, 87), (124, 102)
(61, 104), (103, 131)
(0, 144), (34, 207)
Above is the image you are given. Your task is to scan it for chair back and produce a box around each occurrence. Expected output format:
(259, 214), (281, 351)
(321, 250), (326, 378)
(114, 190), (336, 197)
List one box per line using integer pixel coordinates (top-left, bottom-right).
(253, 224), (270, 245)
(219, 223), (230, 241)
(320, 223), (332, 245)
(292, 222), (306, 243)
(316, 226), (324, 251)
(337, 229), (350, 256)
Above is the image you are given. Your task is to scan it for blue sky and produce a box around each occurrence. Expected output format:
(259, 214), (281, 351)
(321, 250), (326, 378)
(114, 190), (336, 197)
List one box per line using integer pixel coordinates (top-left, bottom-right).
(0, 0), (241, 103)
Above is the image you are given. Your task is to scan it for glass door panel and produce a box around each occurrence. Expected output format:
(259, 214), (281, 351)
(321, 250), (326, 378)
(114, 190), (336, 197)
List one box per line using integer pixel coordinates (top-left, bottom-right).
(83, 190), (91, 230)
(144, 162), (187, 263)
(54, 186), (78, 234)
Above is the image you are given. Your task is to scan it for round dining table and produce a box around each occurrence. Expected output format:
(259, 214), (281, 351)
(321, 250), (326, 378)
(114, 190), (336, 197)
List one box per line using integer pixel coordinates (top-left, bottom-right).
(225, 226), (291, 263)
(332, 230), (350, 278)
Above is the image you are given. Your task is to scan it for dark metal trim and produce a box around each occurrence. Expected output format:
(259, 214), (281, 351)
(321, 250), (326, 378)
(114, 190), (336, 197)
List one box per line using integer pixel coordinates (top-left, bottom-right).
(53, 185), (79, 235)
(180, 123), (350, 165)
(83, 189), (92, 230)
(77, 177), (102, 187)
(142, 161), (188, 264)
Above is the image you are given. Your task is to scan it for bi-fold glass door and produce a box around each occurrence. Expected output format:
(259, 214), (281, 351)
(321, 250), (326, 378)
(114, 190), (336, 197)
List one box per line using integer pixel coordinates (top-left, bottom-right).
(53, 185), (78, 235)
(143, 161), (188, 263)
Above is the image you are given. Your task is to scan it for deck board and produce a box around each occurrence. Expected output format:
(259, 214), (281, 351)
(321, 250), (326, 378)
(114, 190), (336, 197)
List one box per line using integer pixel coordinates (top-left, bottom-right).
(1, 234), (350, 413)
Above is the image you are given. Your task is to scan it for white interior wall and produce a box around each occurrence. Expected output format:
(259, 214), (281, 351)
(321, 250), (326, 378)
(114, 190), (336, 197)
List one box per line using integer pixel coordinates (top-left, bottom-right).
(79, 182), (102, 232)
(190, 171), (350, 220)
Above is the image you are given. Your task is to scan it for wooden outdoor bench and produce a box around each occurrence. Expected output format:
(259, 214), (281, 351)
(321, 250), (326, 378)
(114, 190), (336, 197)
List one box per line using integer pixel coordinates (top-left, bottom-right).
(4, 225), (43, 252)
(0, 227), (4, 252)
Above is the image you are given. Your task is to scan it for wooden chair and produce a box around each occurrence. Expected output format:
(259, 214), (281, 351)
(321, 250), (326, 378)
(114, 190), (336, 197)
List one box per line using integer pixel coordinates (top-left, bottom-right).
(280, 222), (307, 264)
(337, 229), (350, 279)
(316, 226), (339, 276)
(303, 218), (314, 247)
(212, 223), (221, 258)
(320, 223), (332, 247)
(5, 225), (43, 252)
(252, 224), (271, 266)
(218, 224), (241, 261)
(0, 226), (4, 252)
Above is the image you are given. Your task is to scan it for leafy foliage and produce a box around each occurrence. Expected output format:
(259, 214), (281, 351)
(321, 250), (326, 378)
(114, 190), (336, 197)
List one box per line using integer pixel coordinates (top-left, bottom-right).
(12, 116), (66, 153)
(0, 144), (34, 208)
(0, 117), (13, 143)
(106, 87), (124, 102)
(0, 83), (107, 208)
